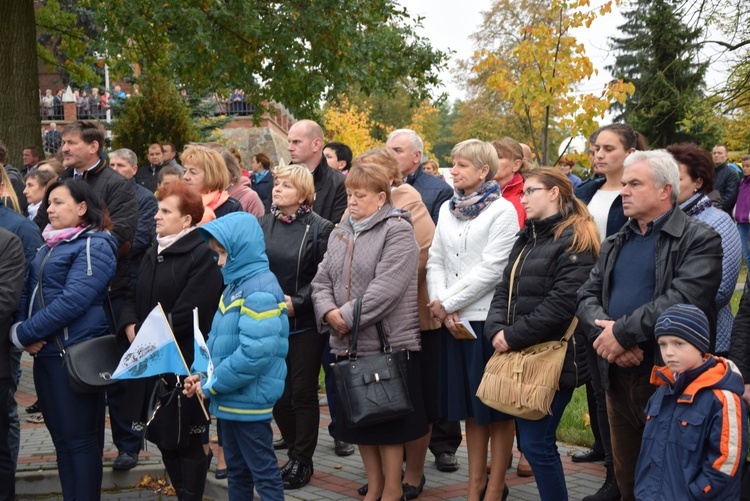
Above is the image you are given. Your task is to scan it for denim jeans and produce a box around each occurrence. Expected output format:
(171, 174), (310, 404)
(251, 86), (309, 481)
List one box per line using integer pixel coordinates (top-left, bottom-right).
(35, 355), (105, 501)
(220, 419), (284, 501)
(737, 223), (750, 266)
(515, 389), (574, 501)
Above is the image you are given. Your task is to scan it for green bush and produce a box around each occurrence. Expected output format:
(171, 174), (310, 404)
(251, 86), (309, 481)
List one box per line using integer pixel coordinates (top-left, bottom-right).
(111, 73), (198, 161)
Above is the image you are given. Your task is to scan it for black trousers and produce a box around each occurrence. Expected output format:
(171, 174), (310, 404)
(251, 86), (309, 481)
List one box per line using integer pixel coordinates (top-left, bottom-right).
(273, 329), (324, 465)
(161, 433), (208, 501)
(0, 377), (14, 501)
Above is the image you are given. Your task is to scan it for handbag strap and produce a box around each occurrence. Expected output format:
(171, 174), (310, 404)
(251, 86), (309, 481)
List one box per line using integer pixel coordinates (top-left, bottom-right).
(505, 244), (578, 343)
(506, 246), (526, 325)
(347, 297), (390, 359)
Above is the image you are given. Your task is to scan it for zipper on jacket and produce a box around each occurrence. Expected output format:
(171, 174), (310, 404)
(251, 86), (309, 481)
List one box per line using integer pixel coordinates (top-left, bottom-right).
(293, 224), (311, 331)
(572, 331), (578, 387)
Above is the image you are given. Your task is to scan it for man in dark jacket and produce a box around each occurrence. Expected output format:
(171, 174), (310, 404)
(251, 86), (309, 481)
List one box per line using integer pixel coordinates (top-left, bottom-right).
(286, 120), (347, 223)
(110, 148), (157, 279)
(712, 144), (740, 214)
(577, 150), (723, 501)
(0, 228), (24, 500)
(387, 129), (452, 225)
(33, 120), (141, 470)
(134, 143), (165, 193)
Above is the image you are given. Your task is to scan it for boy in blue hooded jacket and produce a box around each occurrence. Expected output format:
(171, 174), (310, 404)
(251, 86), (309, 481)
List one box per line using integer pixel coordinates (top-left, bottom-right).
(635, 304), (747, 500)
(184, 212), (289, 500)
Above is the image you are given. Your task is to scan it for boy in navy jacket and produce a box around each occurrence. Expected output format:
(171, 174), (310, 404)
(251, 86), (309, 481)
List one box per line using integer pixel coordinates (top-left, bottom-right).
(635, 304), (747, 500)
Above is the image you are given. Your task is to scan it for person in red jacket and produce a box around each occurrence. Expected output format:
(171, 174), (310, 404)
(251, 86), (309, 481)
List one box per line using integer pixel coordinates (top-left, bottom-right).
(492, 137), (530, 228)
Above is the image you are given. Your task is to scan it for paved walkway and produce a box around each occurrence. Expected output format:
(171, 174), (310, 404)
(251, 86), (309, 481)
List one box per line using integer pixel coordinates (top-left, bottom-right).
(15, 352), (606, 500)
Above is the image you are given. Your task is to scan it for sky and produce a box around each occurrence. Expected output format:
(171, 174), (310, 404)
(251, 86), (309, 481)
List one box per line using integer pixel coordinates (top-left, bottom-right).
(401, 0), (729, 108)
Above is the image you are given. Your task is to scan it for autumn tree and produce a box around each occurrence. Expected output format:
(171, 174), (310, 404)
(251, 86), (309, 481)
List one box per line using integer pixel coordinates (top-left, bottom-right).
(460, 0), (633, 165)
(608, 0), (712, 147)
(322, 97), (379, 155)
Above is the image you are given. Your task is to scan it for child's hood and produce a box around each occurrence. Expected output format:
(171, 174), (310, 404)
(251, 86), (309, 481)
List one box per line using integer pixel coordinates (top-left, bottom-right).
(198, 212), (269, 284)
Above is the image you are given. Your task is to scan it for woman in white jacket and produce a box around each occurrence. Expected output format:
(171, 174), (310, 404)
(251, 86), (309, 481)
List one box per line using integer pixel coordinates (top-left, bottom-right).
(427, 139), (519, 501)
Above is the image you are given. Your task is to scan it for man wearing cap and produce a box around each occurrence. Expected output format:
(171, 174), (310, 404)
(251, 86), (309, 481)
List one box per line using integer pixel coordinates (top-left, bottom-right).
(577, 150), (723, 501)
(635, 304), (746, 500)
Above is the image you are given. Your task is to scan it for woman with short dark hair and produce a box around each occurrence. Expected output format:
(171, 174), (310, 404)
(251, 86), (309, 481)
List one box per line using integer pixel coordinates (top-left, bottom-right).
(11, 179), (118, 500)
(667, 143), (741, 356)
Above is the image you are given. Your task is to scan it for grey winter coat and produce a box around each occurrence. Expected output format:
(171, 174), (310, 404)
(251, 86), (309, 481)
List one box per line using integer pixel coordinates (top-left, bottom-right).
(311, 204), (420, 356)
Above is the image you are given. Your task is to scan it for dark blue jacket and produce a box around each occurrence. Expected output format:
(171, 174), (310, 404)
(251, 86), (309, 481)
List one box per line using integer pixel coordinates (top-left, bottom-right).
(0, 200), (42, 274)
(575, 177), (627, 238)
(127, 181), (157, 279)
(251, 170), (273, 208)
(406, 165), (453, 225)
(11, 227), (118, 357)
(635, 357), (747, 500)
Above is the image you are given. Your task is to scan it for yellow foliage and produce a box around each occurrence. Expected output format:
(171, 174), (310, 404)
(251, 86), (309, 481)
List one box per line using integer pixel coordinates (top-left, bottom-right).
(465, 0), (634, 164)
(322, 96), (378, 156)
(406, 100), (440, 158)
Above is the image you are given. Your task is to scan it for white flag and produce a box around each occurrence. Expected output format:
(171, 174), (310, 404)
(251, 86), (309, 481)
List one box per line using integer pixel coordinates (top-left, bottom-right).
(112, 304), (188, 379)
(190, 308), (215, 391)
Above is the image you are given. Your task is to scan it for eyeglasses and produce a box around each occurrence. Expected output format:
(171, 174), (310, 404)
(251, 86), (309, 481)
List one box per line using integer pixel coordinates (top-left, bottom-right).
(522, 187), (549, 197)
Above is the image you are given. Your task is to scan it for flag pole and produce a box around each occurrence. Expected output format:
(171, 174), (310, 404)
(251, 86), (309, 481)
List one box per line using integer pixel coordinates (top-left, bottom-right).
(157, 303), (210, 421)
(191, 307), (212, 421)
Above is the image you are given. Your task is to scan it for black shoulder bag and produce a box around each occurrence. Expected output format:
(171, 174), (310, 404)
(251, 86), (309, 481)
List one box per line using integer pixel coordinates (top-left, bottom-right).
(331, 298), (413, 428)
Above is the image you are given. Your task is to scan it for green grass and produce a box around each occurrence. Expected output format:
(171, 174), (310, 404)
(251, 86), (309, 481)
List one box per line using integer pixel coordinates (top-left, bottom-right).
(557, 386), (594, 447)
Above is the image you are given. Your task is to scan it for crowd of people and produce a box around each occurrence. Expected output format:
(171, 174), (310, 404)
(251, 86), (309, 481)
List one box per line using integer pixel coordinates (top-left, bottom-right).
(1, 117), (750, 501)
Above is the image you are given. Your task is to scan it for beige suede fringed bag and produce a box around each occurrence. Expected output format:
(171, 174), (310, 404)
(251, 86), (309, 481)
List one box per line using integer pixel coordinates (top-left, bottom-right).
(476, 249), (578, 420)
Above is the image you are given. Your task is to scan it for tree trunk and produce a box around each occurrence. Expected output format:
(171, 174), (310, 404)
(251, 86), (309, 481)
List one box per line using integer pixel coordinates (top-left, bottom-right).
(0, 0), (41, 168)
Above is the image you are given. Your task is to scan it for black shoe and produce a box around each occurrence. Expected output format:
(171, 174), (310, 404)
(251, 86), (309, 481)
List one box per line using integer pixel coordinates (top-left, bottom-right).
(273, 437), (289, 450)
(435, 452), (459, 472)
(112, 451), (138, 470)
(334, 439), (355, 457)
(283, 460), (313, 490)
(572, 447), (605, 463)
(25, 401), (40, 413)
(402, 475), (425, 499)
(582, 471), (621, 501)
(280, 459), (294, 479)
(358, 483), (369, 496)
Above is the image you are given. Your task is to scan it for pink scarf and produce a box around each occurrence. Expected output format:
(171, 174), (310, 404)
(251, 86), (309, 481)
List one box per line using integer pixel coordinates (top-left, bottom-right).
(42, 224), (86, 247)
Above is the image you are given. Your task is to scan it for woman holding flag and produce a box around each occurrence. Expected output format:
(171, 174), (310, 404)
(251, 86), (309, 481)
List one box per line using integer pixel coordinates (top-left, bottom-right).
(118, 181), (223, 501)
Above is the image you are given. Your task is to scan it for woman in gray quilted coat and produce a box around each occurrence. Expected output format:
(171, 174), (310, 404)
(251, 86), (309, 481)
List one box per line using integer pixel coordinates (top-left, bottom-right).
(312, 163), (428, 501)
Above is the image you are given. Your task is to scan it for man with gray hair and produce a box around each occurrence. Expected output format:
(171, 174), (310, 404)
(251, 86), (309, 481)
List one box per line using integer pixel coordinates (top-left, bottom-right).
(110, 148), (157, 278)
(577, 150), (723, 501)
(386, 129), (452, 225)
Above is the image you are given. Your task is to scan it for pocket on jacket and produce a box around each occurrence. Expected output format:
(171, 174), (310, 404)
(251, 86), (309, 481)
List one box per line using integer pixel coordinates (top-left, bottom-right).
(667, 407), (706, 452)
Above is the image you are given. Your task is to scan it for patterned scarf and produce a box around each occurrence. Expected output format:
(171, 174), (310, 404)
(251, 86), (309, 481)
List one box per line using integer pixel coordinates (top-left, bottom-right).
(42, 224), (86, 247)
(680, 193), (712, 218)
(449, 181), (501, 220)
(270, 203), (311, 224)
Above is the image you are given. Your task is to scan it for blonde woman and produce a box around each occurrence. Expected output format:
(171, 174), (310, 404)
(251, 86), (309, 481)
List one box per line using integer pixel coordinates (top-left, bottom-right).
(426, 139), (519, 501)
(181, 145), (243, 220)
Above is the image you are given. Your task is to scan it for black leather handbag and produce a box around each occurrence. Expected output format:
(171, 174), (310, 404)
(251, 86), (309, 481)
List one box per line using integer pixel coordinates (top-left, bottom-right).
(37, 244), (123, 394)
(146, 375), (191, 450)
(331, 298), (413, 428)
